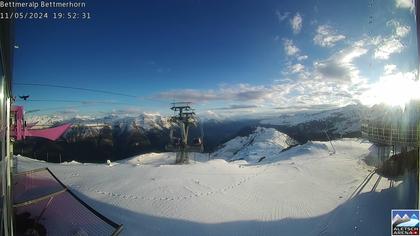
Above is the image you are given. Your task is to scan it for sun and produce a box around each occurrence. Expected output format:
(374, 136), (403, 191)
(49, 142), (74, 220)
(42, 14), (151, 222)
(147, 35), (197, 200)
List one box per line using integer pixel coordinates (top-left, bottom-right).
(361, 72), (420, 108)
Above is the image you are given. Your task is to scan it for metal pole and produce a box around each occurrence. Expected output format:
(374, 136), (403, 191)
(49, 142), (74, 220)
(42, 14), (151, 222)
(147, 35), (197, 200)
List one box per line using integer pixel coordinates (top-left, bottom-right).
(324, 130), (336, 154)
(1, 82), (9, 236)
(5, 97), (13, 235)
(415, 0), (420, 209)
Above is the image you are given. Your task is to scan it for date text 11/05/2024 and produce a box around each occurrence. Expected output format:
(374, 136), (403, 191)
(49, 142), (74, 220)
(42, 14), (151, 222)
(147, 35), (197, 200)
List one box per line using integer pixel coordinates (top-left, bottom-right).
(0, 12), (91, 20)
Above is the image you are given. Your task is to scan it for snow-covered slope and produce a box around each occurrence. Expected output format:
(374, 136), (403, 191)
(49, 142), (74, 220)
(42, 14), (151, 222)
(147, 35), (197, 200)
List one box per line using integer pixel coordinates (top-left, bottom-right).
(121, 152), (210, 165)
(17, 136), (414, 236)
(212, 127), (297, 163)
(17, 137), (413, 236)
(260, 104), (366, 135)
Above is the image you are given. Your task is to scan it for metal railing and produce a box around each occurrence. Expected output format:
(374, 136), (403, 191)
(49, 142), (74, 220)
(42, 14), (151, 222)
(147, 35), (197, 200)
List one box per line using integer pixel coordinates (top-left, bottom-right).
(361, 121), (419, 147)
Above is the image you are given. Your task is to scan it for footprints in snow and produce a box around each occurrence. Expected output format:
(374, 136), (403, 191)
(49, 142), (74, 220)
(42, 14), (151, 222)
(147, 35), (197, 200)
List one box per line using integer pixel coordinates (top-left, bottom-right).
(69, 174), (258, 202)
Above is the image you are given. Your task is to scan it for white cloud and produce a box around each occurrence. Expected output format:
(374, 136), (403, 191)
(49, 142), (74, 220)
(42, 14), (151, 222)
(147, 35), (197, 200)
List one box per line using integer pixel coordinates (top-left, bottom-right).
(289, 63), (305, 74)
(387, 20), (411, 37)
(374, 38), (404, 60)
(290, 13), (303, 34)
(277, 39), (372, 108)
(314, 42), (368, 82)
(384, 64), (397, 75)
(367, 36), (383, 46)
(202, 110), (225, 120)
(156, 29), (416, 114)
(395, 25), (410, 37)
(275, 10), (289, 22)
(395, 0), (414, 11)
(156, 84), (274, 103)
(212, 104), (260, 110)
(313, 25), (346, 47)
(156, 42), (369, 112)
(155, 78), (361, 112)
(372, 20), (410, 60)
(297, 55), (308, 61)
(270, 78), (361, 109)
(283, 39), (300, 56)
(340, 46), (368, 63)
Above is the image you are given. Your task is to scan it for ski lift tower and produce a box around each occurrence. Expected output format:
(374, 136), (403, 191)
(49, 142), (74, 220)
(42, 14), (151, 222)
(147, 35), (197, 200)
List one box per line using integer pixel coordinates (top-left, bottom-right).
(166, 102), (203, 164)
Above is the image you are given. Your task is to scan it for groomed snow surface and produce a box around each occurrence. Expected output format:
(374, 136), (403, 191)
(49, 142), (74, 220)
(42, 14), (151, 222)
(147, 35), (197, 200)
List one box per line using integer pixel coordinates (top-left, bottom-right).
(17, 129), (415, 236)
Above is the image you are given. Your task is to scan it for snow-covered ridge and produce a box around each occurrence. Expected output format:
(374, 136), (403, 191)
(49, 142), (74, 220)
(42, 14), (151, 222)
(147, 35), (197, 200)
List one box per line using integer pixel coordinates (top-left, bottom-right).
(26, 112), (171, 131)
(26, 105), (367, 135)
(260, 104), (366, 135)
(212, 127), (297, 163)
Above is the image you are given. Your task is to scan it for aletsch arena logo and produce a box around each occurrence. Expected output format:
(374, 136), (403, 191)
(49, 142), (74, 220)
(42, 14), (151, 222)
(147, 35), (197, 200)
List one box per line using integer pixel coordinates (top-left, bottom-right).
(392, 210), (420, 236)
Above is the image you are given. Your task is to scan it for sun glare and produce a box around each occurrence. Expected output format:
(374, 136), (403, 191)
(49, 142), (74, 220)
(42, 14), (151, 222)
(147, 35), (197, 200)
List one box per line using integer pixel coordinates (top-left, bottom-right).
(361, 72), (420, 108)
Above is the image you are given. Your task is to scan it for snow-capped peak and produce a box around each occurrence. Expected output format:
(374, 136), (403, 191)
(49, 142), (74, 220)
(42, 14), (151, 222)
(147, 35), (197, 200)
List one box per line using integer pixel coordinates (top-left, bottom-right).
(212, 127), (297, 163)
(26, 112), (171, 131)
(260, 104), (367, 135)
(392, 214), (402, 225)
(402, 214), (410, 220)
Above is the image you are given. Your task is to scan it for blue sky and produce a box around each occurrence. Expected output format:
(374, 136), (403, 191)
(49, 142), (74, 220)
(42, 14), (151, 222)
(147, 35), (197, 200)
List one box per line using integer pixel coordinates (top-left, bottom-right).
(13, 0), (418, 118)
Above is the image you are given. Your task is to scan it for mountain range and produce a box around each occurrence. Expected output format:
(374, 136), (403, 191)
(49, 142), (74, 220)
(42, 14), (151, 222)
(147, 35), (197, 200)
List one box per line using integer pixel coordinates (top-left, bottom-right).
(16, 104), (368, 163)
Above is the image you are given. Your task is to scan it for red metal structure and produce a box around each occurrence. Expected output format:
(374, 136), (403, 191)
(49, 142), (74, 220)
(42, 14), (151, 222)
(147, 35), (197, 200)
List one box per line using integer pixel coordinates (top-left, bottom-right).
(11, 106), (71, 141)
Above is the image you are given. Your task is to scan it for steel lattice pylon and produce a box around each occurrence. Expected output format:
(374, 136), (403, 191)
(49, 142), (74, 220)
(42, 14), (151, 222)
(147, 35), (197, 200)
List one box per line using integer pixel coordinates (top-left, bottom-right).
(166, 102), (203, 164)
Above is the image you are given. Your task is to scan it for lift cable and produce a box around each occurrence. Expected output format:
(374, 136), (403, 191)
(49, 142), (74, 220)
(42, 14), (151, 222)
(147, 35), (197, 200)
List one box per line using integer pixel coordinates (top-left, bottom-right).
(20, 99), (135, 105)
(14, 82), (139, 98)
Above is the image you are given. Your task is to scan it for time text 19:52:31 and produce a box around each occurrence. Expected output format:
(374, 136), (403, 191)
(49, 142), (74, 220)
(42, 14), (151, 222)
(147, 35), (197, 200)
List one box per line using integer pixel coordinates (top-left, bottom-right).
(0, 12), (91, 20)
